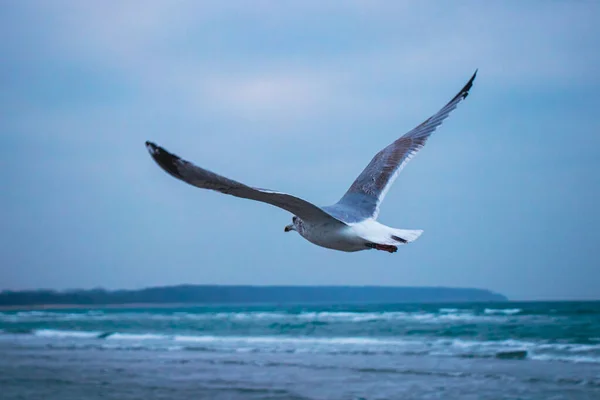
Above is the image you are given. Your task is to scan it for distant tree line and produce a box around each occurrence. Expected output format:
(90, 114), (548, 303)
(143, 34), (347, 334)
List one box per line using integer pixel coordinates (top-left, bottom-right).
(0, 285), (507, 306)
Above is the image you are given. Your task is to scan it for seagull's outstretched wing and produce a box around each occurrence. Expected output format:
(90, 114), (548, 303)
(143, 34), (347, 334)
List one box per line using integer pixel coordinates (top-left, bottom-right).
(332, 70), (477, 222)
(145, 142), (346, 226)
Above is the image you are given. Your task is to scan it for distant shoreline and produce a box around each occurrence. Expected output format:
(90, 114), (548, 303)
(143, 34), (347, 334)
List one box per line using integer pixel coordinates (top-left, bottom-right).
(0, 285), (508, 309)
(0, 303), (204, 311)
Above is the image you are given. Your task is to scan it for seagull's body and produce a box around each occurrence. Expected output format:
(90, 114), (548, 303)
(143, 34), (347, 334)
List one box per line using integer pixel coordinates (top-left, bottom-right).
(291, 217), (423, 253)
(146, 71), (477, 253)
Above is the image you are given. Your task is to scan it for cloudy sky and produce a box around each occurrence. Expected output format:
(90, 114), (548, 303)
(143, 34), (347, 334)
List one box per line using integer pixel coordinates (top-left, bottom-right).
(1, 1), (599, 300)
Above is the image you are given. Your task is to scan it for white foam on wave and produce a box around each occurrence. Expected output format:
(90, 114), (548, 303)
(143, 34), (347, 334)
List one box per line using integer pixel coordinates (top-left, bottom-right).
(222, 312), (291, 320)
(530, 354), (600, 364)
(34, 329), (101, 339)
(3, 309), (519, 324)
(295, 311), (498, 324)
(16, 328), (600, 364)
(1, 310), (107, 322)
(312, 311), (391, 322)
(102, 334), (600, 361)
(97, 343), (184, 352)
(439, 308), (460, 313)
(434, 338), (600, 363)
(106, 333), (167, 341)
(536, 342), (600, 353)
(188, 310), (498, 324)
(17, 311), (55, 317)
(172, 335), (535, 360)
(484, 308), (522, 315)
(173, 335), (404, 346)
(143, 310), (488, 323)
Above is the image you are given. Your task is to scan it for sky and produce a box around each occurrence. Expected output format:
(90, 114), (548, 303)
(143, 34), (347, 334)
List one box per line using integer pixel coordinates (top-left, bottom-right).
(1, 1), (599, 300)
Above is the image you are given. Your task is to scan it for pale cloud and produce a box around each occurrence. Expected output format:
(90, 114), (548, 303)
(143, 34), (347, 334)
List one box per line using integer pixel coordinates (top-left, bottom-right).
(7, 0), (596, 125)
(204, 73), (330, 119)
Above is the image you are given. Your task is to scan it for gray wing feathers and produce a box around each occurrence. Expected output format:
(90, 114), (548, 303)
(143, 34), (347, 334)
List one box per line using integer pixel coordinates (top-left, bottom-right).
(335, 70), (477, 221)
(145, 141), (345, 225)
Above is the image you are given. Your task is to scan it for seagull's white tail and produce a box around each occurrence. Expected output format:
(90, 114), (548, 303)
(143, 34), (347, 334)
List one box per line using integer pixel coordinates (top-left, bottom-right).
(390, 229), (423, 244)
(351, 220), (423, 246)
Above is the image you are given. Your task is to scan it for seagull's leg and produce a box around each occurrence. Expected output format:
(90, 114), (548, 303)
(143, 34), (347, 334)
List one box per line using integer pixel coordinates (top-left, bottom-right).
(376, 244), (398, 253)
(366, 243), (398, 253)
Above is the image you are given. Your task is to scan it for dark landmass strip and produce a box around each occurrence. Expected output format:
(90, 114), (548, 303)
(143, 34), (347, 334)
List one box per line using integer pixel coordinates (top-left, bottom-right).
(0, 285), (507, 307)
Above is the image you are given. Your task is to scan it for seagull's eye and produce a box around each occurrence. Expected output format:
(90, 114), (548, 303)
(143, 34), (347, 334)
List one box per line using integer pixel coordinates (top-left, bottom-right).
(293, 217), (297, 223)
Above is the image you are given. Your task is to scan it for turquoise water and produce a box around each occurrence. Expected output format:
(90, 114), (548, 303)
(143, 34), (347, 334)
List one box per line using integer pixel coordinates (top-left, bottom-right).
(2, 301), (599, 364)
(2, 301), (600, 399)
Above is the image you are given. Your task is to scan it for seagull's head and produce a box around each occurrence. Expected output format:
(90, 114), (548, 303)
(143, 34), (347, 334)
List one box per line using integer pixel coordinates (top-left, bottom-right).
(284, 216), (299, 233)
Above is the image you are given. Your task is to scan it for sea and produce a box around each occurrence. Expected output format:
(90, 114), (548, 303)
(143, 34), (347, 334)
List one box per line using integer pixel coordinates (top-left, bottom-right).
(1, 301), (599, 399)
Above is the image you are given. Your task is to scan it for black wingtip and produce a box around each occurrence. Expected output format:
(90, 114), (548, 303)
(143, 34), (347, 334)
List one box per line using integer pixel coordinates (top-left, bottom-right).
(463, 69), (478, 98)
(145, 141), (157, 154)
(145, 141), (184, 179)
(450, 69), (478, 103)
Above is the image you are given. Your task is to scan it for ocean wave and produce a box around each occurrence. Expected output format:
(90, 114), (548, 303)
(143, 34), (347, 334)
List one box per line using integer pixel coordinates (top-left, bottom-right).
(294, 311), (503, 324)
(4, 328), (597, 364)
(529, 354), (600, 364)
(104, 332), (167, 341)
(0, 310), (107, 322)
(439, 308), (461, 313)
(483, 308), (522, 315)
(173, 335), (405, 346)
(17, 311), (58, 317)
(34, 341), (600, 366)
(0, 310), (512, 325)
(536, 342), (600, 352)
(33, 329), (101, 339)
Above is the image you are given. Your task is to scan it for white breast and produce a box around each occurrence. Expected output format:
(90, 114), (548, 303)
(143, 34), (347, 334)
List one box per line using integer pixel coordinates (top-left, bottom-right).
(299, 221), (368, 252)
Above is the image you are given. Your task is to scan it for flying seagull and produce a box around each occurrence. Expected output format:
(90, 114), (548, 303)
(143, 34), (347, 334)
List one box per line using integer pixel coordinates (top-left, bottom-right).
(146, 71), (477, 253)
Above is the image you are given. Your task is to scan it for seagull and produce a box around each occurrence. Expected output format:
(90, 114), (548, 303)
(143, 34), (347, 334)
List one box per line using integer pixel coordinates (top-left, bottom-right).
(146, 71), (477, 253)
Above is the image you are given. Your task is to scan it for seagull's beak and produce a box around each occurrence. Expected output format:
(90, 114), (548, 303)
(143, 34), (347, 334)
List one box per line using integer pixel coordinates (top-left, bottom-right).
(284, 224), (295, 232)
